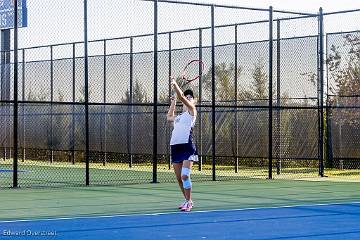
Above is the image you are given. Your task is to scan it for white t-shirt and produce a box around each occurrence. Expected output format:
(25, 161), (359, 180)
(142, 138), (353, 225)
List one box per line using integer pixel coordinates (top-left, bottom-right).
(170, 111), (196, 145)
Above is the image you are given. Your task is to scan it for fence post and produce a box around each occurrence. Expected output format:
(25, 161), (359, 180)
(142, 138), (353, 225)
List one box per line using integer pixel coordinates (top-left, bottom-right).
(50, 45), (54, 163)
(71, 43), (76, 165)
(234, 24), (239, 173)
(102, 39), (107, 166)
(84, 0), (90, 185)
(13, 0), (19, 188)
(318, 7), (325, 177)
(198, 28), (203, 172)
(211, 4), (216, 181)
(152, 0), (159, 183)
(268, 6), (273, 180)
(276, 19), (281, 175)
(167, 32), (172, 170)
(22, 48), (25, 162)
(128, 37), (134, 168)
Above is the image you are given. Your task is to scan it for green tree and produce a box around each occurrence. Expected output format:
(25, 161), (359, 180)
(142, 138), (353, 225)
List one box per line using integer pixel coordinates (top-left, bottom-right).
(250, 60), (268, 99)
(238, 60), (278, 102)
(202, 62), (242, 102)
(122, 80), (149, 103)
(328, 34), (360, 98)
(300, 34), (360, 168)
(120, 80), (151, 164)
(200, 63), (242, 159)
(327, 34), (360, 126)
(327, 33), (360, 165)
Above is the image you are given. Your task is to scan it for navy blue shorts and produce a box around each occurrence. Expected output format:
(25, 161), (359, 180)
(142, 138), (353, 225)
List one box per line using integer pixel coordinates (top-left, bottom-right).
(171, 142), (198, 164)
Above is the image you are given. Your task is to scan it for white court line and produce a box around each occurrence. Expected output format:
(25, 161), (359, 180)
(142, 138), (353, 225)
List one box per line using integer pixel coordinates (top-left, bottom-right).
(1, 201), (360, 224)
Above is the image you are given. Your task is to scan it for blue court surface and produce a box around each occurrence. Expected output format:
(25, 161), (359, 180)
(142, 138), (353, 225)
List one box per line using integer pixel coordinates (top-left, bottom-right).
(1, 202), (360, 240)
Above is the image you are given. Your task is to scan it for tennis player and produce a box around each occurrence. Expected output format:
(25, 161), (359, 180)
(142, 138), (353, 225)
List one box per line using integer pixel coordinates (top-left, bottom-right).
(167, 77), (198, 212)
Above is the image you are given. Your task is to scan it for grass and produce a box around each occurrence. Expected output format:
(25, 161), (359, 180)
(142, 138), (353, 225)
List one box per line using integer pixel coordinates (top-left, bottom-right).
(1, 158), (360, 188)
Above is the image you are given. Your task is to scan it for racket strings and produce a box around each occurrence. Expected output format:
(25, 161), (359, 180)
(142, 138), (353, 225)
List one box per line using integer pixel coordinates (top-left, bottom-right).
(182, 60), (204, 82)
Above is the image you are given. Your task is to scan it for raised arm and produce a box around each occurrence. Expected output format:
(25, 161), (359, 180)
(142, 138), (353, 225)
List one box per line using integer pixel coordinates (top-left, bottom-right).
(167, 95), (176, 122)
(170, 78), (196, 116)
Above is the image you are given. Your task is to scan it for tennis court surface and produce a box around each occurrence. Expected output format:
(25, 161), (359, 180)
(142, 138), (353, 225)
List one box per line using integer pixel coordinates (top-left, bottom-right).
(1, 179), (360, 239)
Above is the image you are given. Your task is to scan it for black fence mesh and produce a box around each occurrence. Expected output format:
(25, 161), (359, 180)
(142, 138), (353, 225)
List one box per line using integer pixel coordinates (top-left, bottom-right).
(325, 15), (360, 179)
(0, 1), (359, 187)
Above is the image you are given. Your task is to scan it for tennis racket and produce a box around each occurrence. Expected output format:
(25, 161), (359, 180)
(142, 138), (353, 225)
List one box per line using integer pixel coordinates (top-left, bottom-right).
(171, 59), (204, 92)
(179, 59), (204, 87)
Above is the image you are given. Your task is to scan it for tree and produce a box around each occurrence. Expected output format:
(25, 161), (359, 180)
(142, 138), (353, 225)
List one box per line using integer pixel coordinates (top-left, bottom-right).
(327, 34), (360, 125)
(120, 80), (151, 165)
(202, 62), (242, 102)
(122, 80), (149, 103)
(199, 63), (243, 159)
(327, 33), (360, 166)
(302, 33), (360, 168)
(77, 86), (92, 103)
(57, 90), (65, 102)
(238, 59), (279, 103)
(328, 34), (360, 98)
(250, 60), (268, 99)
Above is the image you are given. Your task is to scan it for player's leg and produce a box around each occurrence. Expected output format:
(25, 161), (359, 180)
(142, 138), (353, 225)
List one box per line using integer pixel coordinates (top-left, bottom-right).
(173, 162), (186, 208)
(181, 160), (193, 211)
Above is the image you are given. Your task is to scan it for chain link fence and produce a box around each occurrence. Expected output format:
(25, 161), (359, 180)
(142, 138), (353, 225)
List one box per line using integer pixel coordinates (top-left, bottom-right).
(0, 0), (359, 187)
(325, 10), (360, 179)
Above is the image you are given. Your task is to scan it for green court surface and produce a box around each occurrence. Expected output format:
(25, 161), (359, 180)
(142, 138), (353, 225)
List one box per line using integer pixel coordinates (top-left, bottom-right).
(1, 179), (360, 221)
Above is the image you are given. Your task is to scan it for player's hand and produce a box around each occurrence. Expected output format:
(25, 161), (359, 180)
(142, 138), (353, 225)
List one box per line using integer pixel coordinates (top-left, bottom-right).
(180, 73), (186, 80)
(170, 95), (176, 102)
(170, 76), (177, 87)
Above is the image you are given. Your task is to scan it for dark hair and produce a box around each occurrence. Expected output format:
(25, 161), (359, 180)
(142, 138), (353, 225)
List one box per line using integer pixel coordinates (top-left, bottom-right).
(183, 89), (194, 98)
